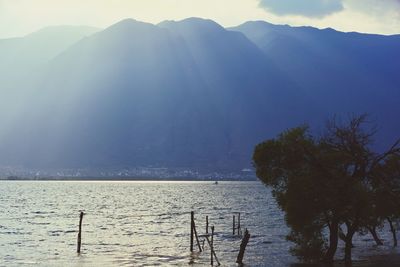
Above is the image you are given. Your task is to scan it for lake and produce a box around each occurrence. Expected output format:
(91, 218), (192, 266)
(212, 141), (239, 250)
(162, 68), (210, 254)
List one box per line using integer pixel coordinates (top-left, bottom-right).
(0, 181), (398, 266)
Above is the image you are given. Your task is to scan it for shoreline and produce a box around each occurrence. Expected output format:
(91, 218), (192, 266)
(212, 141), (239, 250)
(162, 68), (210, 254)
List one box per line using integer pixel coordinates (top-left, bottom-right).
(0, 177), (258, 183)
(0, 177), (257, 182)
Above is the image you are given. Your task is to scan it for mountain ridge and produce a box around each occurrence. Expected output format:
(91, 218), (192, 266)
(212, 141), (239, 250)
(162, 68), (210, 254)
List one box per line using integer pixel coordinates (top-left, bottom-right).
(0, 18), (399, 175)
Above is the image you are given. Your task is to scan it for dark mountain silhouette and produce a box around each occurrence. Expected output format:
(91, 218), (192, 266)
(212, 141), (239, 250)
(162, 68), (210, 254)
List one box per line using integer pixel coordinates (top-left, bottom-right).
(232, 21), (400, 143)
(0, 18), (399, 173)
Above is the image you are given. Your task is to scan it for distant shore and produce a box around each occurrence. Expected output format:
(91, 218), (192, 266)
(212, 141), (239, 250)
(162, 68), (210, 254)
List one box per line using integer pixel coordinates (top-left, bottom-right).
(0, 176), (257, 181)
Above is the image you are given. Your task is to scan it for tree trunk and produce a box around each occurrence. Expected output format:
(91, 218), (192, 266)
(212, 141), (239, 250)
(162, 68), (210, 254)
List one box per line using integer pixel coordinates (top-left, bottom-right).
(339, 226), (354, 247)
(344, 227), (356, 265)
(324, 220), (339, 263)
(368, 226), (383, 245)
(344, 237), (353, 265)
(387, 217), (398, 247)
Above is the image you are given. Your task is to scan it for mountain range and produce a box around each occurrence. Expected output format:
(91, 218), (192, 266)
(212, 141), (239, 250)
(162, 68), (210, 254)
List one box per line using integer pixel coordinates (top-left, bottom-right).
(0, 18), (399, 175)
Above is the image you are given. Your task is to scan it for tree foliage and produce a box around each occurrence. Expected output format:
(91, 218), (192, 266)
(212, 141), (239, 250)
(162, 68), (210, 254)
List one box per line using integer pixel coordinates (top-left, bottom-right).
(253, 114), (400, 263)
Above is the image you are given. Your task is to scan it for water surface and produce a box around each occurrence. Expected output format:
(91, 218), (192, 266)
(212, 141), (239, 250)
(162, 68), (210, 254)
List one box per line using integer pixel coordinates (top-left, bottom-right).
(0, 181), (398, 266)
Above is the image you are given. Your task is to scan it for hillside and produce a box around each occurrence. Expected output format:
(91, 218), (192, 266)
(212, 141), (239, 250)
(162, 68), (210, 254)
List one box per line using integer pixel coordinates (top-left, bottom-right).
(0, 18), (399, 175)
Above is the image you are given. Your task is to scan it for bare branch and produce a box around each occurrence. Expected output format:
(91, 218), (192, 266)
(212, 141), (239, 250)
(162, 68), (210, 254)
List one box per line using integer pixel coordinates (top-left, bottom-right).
(370, 138), (400, 171)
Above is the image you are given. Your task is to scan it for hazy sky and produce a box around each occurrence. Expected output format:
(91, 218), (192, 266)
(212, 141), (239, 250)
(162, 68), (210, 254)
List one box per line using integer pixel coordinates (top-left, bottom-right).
(0, 0), (399, 38)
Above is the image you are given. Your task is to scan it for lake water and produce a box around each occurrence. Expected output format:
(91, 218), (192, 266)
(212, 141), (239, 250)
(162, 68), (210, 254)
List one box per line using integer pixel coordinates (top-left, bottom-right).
(0, 181), (398, 267)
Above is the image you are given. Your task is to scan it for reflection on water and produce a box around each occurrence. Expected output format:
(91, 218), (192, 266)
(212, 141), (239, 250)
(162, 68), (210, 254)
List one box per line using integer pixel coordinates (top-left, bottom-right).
(0, 181), (398, 266)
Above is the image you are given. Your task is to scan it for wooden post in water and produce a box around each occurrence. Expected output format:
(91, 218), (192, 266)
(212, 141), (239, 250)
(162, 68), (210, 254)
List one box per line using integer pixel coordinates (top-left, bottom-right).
(190, 211), (194, 252)
(211, 226), (214, 266)
(238, 213), (241, 235)
(206, 216), (209, 234)
(236, 229), (251, 264)
(77, 211), (84, 253)
(233, 215), (236, 235)
(193, 219), (202, 252)
(203, 233), (221, 266)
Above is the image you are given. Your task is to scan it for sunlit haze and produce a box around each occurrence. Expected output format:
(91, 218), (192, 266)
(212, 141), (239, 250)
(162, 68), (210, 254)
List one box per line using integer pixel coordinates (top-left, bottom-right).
(1, 1), (400, 266)
(0, 0), (399, 38)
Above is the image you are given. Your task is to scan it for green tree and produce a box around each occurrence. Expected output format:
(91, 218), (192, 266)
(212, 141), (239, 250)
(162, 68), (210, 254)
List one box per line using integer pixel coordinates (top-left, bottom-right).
(253, 126), (341, 262)
(371, 154), (400, 246)
(253, 115), (400, 264)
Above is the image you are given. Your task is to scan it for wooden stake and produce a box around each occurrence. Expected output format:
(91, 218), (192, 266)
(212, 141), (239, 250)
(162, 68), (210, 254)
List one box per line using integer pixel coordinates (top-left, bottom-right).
(206, 216), (209, 234)
(211, 226), (214, 265)
(238, 213), (241, 235)
(233, 215), (236, 235)
(204, 235), (221, 266)
(190, 211), (194, 252)
(236, 229), (250, 264)
(193, 219), (202, 252)
(77, 211), (84, 253)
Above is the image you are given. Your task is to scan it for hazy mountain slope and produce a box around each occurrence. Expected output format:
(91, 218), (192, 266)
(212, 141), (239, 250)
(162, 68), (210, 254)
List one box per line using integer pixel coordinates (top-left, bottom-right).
(0, 19), (399, 173)
(231, 21), (400, 146)
(232, 21), (400, 87)
(159, 18), (319, 162)
(2, 19), (199, 168)
(0, 26), (99, 154)
(0, 26), (99, 78)
(2, 19), (306, 170)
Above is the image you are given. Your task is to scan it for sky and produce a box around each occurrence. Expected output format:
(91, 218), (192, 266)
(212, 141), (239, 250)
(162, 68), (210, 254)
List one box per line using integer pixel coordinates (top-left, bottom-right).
(0, 0), (399, 38)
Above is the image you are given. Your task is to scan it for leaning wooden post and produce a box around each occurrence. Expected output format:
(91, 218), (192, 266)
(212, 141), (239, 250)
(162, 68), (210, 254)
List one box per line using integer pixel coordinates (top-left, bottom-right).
(193, 219), (202, 252)
(206, 216), (209, 234)
(236, 229), (251, 264)
(204, 233), (221, 266)
(211, 226), (214, 266)
(190, 211), (194, 252)
(233, 215), (236, 235)
(77, 211), (84, 253)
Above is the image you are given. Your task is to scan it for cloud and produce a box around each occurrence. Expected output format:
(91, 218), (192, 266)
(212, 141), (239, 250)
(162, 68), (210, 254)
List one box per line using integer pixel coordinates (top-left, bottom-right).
(345, 0), (400, 16)
(258, 0), (344, 18)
